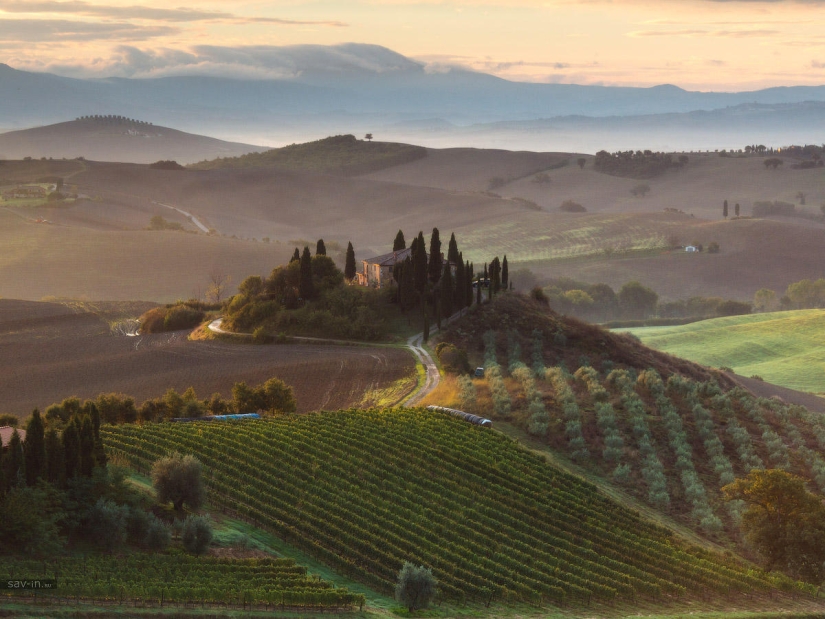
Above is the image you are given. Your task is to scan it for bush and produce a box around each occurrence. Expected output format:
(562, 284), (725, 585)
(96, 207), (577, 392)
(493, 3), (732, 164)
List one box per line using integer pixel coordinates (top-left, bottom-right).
(395, 562), (437, 612)
(181, 515), (213, 555)
(140, 304), (204, 333)
(144, 515), (171, 550)
(87, 499), (128, 552)
(559, 200), (586, 213)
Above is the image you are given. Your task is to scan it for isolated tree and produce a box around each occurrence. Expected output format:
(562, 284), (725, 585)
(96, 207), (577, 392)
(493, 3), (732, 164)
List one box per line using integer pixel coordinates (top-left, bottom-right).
(796, 191), (806, 205)
(290, 247), (300, 263)
(206, 267), (230, 303)
(344, 241), (357, 281)
(501, 255), (509, 290)
(24, 410), (45, 486)
(395, 562), (437, 612)
(299, 246), (314, 300)
(631, 183), (651, 198)
(723, 469), (825, 583)
(316, 239), (326, 256)
(393, 230), (406, 251)
(577, 157), (586, 170)
(764, 158), (783, 170)
(364, 133), (373, 142)
(152, 453), (205, 513)
(428, 228), (442, 284)
(735, 202), (740, 217)
(723, 200), (728, 219)
(182, 514), (213, 555)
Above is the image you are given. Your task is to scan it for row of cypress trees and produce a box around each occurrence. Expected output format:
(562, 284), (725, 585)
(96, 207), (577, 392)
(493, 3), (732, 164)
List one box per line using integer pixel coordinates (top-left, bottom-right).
(1, 406), (106, 496)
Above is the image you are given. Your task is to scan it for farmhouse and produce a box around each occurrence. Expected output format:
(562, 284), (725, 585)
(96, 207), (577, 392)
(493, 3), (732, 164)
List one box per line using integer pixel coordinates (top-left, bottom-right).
(356, 248), (413, 288)
(685, 246), (698, 253)
(0, 426), (26, 448)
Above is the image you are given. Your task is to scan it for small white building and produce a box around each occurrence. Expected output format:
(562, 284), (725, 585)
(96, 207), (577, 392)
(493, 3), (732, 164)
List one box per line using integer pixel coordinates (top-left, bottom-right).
(685, 246), (698, 253)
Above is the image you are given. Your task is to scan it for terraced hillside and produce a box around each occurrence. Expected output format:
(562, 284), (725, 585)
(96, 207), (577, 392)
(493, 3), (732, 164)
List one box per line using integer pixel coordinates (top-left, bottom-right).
(103, 410), (805, 609)
(0, 554), (363, 610)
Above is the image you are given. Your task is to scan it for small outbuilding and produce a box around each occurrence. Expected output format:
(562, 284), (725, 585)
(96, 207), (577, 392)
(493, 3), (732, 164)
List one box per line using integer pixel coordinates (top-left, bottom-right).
(685, 246), (698, 253)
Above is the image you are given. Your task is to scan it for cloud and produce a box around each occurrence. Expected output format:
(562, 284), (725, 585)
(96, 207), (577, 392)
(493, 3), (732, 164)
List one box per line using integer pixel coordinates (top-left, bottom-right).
(0, 1), (347, 26)
(31, 43), (423, 79)
(0, 19), (177, 42)
(629, 28), (780, 38)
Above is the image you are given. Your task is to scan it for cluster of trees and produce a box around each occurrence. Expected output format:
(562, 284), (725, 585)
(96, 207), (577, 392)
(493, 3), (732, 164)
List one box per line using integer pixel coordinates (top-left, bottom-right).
(148, 160), (185, 170)
(542, 277), (751, 323)
(42, 378), (295, 427)
(140, 299), (211, 332)
(226, 240), (388, 340)
(594, 150), (688, 179)
(76, 115), (153, 126)
(754, 277), (825, 312)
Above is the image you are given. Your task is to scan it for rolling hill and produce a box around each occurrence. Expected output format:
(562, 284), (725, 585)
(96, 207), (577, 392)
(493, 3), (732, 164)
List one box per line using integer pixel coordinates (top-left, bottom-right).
(0, 117), (267, 164)
(623, 310), (825, 395)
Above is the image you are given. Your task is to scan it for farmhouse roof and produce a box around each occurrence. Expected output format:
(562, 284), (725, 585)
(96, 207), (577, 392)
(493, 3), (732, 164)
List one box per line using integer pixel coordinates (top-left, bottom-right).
(363, 247), (414, 267)
(0, 426), (25, 448)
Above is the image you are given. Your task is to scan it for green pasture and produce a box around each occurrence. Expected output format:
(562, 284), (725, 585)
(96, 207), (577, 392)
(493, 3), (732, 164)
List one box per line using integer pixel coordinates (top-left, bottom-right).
(622, 309), (825, 394)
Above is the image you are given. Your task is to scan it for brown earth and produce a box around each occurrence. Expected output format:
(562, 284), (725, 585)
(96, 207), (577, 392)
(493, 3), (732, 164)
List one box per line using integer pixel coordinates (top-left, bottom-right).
(0, 300), (414, 418)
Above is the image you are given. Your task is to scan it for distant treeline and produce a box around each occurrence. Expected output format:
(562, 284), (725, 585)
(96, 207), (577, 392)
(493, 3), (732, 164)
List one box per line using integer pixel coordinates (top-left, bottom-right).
(754, 278), (825, 313)
(190, 134), (427, 176)
(543, 277), (751, 323)
(76, 115), (153, 126)
(594, 150), (688, 179)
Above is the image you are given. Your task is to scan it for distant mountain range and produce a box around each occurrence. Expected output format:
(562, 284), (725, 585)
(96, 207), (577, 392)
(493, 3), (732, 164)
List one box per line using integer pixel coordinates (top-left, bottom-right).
(2, 43), (825, 152)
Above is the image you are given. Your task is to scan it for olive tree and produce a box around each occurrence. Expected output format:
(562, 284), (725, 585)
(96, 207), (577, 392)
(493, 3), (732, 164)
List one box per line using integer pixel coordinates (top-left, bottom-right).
(151, 453), (205, 512)
(395, 562), (437, 612)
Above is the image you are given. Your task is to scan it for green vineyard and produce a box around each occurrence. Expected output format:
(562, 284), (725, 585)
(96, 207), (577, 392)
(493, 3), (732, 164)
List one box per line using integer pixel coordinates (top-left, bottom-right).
(103, 409), (804, 608)
(0, 554), (364, 610)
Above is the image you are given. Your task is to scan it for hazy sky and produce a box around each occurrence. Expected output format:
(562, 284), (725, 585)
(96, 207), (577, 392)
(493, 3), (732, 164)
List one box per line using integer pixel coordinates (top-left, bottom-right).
(2, 0), (825, 90)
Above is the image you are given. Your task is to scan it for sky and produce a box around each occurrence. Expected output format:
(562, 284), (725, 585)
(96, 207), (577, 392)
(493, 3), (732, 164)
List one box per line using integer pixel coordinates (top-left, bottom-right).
(1, 0), (825, 90)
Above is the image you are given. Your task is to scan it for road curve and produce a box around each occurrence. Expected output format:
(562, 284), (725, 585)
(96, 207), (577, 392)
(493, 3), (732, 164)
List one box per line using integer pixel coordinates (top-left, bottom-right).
(207, 318), (441, 406)
(403, 333), (439, 407)
(152, 200), (211, 233)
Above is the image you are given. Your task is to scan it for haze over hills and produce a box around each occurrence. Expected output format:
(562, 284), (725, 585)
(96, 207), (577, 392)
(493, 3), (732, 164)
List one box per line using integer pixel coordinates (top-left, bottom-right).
(3, 43), (825, 151)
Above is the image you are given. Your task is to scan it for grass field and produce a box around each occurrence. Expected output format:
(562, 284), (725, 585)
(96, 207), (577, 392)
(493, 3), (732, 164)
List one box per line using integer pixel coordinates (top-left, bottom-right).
(623, 310), (825, 394)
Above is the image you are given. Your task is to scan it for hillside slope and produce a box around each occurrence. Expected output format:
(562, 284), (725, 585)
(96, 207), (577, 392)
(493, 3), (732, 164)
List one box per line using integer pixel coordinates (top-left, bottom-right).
(0, 117), (267, 164)
(104, 409), (804, 610)
(625, 310), (825, 394)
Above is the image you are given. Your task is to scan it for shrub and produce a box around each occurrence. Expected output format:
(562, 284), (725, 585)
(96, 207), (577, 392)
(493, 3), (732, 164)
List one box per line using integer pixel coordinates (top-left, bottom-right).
(182, 515), (213, 555)
(87, 498), (128, 552)
(560, 200), (586, 213)
(435, 343), (470, 374)
(144, 515), (171, 550)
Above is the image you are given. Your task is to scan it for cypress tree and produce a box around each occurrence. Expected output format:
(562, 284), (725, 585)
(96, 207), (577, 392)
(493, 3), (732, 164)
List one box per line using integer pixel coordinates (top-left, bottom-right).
(393, 230), (406, 251)
(344, 241), (357, 281)
(62, 422), (80, 480)
(316, 239), (326, 255)
(428, 228), (442, 284)
(6, 429), (25, 488)
(467, 261), (474, 307)
(79, 416), (95, 477)
(290, 247), (300, 263)
(447, 232), (459, 264)
(735, 203), (740, 217)
(440, 261), (453, 319)
(45, 428), (64, 487)
(490, 257), (501, 295)
(454, 256), (465, 311)
(502, 255), (509, 291)
(24, 409), (45, 486)
(400, 257), (416, 311)
(413, 231), (428, 295)
(89, 403), (107, 467)
(483, 263), (488, 280)
(723, 200), (728, 219)
(299, 246), (314, 300)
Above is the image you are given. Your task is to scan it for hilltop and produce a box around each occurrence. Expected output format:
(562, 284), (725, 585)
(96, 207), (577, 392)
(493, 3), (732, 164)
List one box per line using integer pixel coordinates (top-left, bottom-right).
(0, 116), (267, 164)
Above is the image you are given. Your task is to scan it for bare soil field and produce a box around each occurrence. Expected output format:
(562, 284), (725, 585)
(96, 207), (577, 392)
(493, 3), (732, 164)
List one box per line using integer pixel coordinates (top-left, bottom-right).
(0, 209), (295, 301)
(0, 300), (415, 418)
